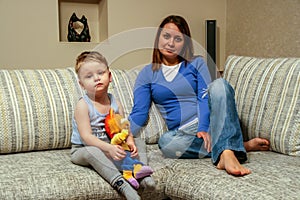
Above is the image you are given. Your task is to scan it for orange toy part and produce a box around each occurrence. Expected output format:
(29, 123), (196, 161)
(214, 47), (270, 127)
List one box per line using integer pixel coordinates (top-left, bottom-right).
(104, 109), (122, 139)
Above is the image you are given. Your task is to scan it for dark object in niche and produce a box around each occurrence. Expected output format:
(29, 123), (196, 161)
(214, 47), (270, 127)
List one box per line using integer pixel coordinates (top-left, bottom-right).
(67, 12), (91, 42)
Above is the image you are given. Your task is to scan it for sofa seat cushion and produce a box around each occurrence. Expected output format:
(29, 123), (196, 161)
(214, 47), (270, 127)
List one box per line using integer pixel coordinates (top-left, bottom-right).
(0, 148), (171, 200)
(164, 151), (300, 200)
(0, 149), (123, 199)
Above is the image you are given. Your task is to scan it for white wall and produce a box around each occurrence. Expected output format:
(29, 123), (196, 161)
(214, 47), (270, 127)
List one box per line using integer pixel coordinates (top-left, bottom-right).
(0, 0), (97, 69)
(107, 0), (226, 70)
(226, 0), (300, 58)
(0, 0), (226, 70)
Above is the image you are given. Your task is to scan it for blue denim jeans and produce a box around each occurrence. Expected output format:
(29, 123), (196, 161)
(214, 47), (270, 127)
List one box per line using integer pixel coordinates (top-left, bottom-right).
(158, 78), (247, 165)
(113, 151), (143, 171)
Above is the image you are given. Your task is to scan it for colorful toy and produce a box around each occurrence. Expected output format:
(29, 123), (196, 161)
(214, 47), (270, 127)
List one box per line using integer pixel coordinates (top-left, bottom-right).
(105, 109), (130, 150)
(104, 109), (154, 189)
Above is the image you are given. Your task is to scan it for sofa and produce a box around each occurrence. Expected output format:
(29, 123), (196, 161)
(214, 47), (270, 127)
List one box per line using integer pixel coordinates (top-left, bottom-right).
(0, 55), (299, 200)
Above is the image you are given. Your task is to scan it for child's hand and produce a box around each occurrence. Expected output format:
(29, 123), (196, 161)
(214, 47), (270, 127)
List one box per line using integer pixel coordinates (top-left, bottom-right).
(126, 133), (138, 157)
(108, 144), (126, 161)
(127, 142), (138, 158)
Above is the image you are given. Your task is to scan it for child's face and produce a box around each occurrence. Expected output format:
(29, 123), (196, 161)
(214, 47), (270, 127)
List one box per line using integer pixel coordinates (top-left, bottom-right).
(78, 61), (111, 96)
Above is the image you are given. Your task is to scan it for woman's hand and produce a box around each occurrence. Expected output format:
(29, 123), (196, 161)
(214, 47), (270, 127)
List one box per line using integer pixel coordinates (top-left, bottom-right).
(108, 144), (126, 161)
(197, 131), (211, 152)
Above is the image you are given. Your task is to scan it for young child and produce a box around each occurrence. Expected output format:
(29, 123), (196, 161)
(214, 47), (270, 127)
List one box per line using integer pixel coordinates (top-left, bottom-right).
(70, 51), (154, 200)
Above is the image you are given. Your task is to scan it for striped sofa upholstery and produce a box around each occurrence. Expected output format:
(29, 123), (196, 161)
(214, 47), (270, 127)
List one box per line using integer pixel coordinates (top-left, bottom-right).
(0, 68), (83, 154)
(223, 55), (300, 156)
(0, 68), (166, 154)
(0, 67), (169, 199)
(0, 56), (299, 200)
(163, 56), (300, 200)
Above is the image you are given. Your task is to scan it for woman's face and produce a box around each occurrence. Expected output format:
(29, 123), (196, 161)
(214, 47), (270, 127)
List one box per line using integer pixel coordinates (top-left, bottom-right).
(158, 22), (184, 65)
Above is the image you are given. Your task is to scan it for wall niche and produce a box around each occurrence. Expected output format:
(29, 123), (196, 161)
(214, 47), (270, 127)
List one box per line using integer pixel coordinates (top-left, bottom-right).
(58, 0), (107, 43)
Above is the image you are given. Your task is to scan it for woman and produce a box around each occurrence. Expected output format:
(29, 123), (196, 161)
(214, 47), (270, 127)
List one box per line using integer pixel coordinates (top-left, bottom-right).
(129, 15), (269, 176)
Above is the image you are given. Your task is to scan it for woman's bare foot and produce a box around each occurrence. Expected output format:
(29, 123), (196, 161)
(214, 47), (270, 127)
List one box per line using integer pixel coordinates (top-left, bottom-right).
(244, 138), (270, 152)
(216, 150), (251, 176)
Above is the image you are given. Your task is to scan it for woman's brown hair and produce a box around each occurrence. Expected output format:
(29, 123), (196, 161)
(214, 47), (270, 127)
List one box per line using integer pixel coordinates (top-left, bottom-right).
(152, 15), (194, 71)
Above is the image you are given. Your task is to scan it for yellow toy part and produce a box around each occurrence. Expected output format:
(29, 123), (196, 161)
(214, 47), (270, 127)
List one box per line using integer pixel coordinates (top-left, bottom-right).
(105, 108), (131, 150)
(111, 129), (130, 151)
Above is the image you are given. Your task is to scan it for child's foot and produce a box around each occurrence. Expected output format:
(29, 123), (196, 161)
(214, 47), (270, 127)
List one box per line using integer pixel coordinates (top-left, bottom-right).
(140, 176), (156, 190)
(127, 177), (140, 189)
(216, 150), (251, 176)
(244, 138), (270, 151)
(134, 165), (154, 179)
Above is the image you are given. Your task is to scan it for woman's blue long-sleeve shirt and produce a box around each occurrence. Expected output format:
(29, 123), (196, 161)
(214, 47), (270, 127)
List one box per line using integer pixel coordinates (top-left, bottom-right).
(129, 56), (212, 136)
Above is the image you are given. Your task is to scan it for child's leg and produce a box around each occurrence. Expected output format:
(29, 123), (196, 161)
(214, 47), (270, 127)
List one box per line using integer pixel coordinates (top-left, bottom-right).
(139, 176), (156, 190)
(134, 137), (147, 164)
(71, 145), (140, 200)
(134, 138), (156, 189)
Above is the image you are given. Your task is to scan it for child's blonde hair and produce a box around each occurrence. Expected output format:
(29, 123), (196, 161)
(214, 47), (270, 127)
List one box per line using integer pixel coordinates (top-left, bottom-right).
(75, 51), (108, 74)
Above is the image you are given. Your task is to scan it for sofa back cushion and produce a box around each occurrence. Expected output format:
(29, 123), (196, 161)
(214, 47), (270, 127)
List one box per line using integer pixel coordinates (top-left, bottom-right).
(0, 67), (165, 154)
(223, 55), (300, 156)
(0, 68), (83, 154)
